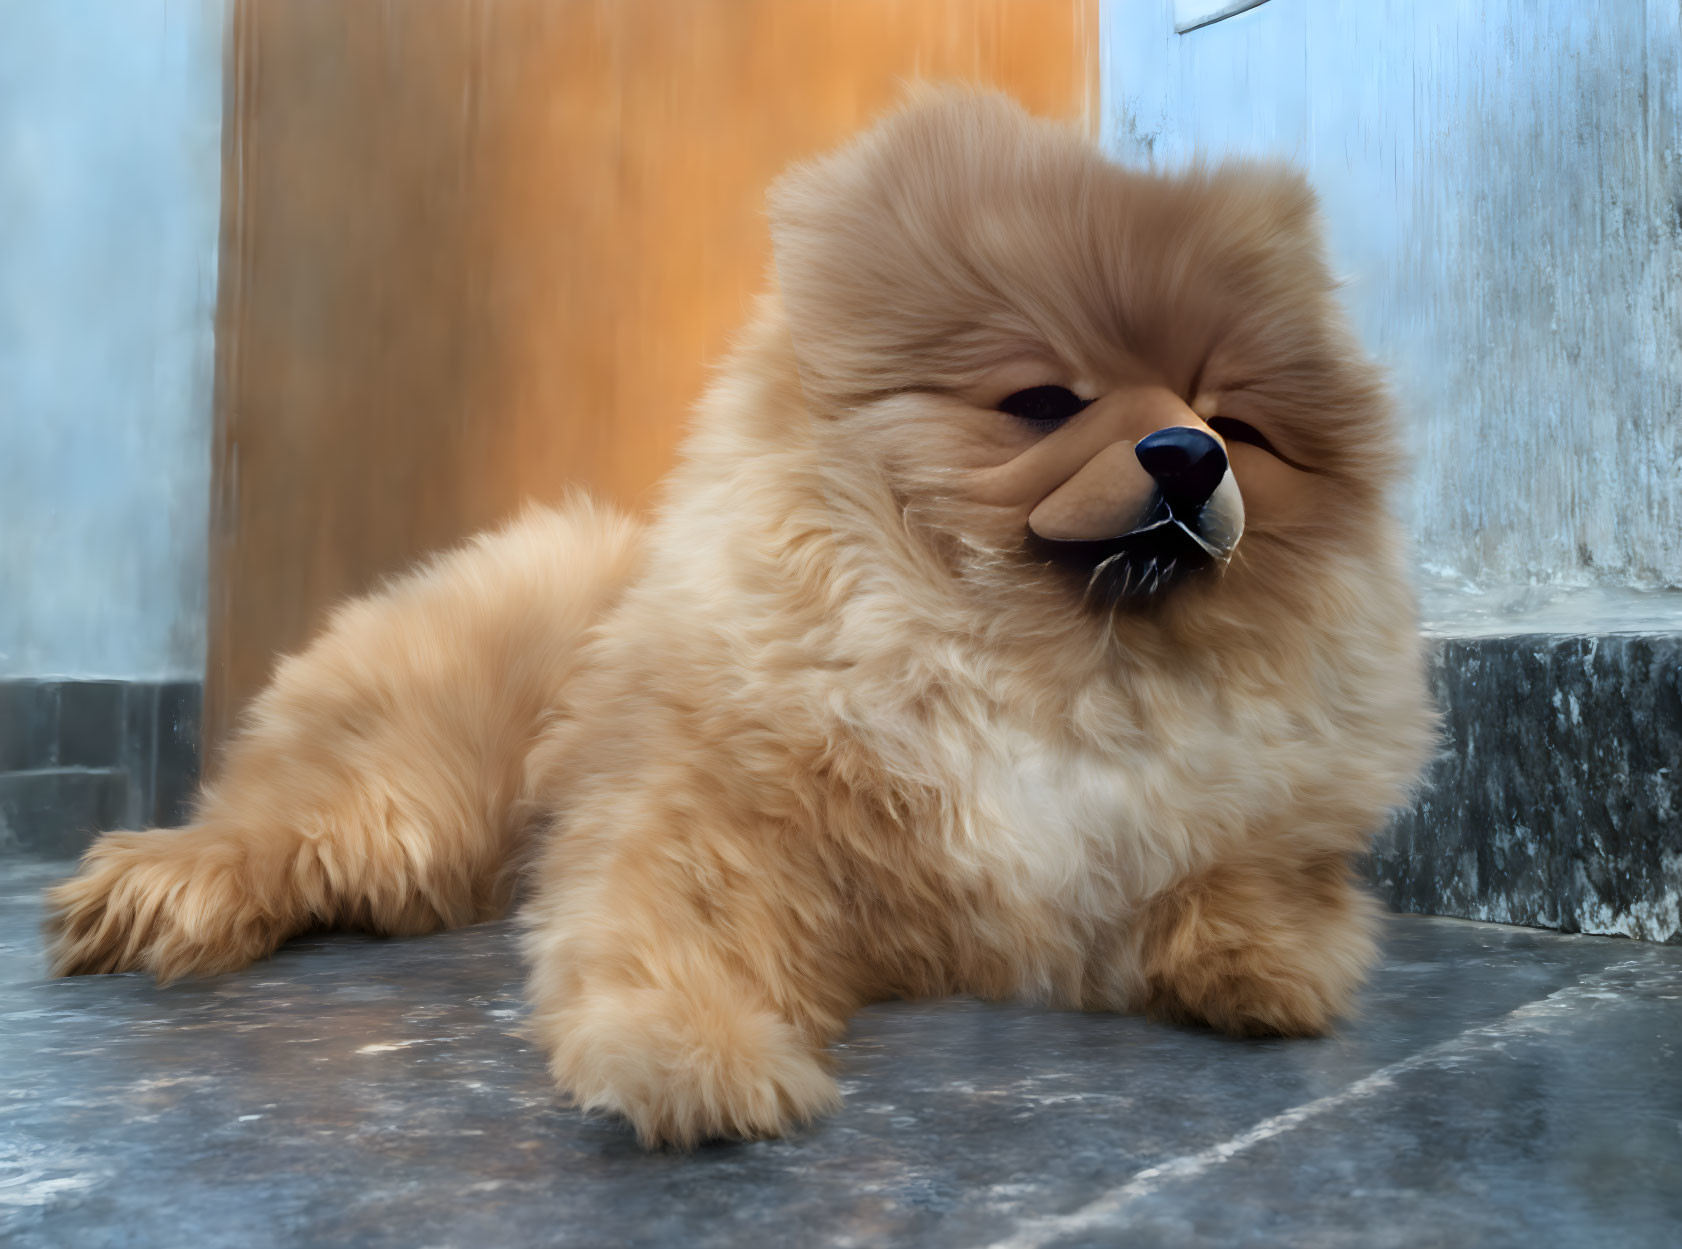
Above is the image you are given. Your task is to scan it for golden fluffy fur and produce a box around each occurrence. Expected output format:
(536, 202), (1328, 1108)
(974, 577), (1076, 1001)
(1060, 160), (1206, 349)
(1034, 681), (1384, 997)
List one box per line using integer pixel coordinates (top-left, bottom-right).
(47, 90), (1433, 1148)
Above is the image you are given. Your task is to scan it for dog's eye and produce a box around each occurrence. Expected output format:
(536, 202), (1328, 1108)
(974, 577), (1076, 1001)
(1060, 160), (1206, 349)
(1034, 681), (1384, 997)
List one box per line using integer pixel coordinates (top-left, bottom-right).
(1207, 416), (1278, 457)
(998, 385), (1091, 429)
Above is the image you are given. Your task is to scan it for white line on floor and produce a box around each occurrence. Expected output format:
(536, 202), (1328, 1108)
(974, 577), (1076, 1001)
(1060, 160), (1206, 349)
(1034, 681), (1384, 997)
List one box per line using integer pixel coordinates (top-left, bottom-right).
(988, 959), (1656, 1249)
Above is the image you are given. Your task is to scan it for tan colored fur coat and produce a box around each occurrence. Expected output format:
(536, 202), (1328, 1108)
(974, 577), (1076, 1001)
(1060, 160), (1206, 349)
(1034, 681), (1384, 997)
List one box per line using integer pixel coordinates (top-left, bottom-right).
(49, 91), (1433, 1147)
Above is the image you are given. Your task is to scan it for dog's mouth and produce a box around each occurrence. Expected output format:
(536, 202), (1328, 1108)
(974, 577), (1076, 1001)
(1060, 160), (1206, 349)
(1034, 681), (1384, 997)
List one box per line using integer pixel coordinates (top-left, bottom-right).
(1026, 492), (1237, 605)
(1024, 428), (1245, 606)
(1026, 488), (1241, 606)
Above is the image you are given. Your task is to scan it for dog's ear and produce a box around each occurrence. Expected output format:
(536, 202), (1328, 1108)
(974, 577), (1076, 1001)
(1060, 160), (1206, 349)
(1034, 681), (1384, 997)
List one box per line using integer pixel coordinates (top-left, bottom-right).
(763, 142), (867, 409)
(1187, 161), (1331, 297)
(767, 88), (1047, 411)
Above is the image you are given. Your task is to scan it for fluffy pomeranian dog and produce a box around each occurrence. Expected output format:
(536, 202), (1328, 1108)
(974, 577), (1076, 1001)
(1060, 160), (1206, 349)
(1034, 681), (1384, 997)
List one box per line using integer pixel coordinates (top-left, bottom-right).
(47, 90), (1432, 1147)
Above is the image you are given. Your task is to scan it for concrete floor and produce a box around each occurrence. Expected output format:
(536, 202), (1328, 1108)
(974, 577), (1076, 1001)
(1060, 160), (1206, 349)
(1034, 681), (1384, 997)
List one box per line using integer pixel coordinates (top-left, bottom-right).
(2, 858), (1679, 1249)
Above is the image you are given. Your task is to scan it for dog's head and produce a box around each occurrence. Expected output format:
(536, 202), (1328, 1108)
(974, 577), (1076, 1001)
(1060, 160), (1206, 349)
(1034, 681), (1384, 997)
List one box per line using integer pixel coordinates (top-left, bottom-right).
(768, 89), (1402, 627)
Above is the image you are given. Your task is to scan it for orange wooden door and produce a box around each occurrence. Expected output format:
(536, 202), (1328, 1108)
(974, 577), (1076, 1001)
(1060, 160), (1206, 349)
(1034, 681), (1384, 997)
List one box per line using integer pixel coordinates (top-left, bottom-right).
(208, 0), (1097, 756)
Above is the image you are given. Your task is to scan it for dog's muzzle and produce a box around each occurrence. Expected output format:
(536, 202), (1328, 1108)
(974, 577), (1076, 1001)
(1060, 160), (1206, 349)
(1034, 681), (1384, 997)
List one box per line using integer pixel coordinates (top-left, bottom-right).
(1026, 427), (1244, 605)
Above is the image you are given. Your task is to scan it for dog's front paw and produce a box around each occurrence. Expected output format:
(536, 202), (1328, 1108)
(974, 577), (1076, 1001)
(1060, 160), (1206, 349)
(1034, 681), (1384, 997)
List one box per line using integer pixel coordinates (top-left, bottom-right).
(1141, 953), (1352, 1037)
(45, 828), (285, 981)
(537, 983), (840, 1148)
(1132, 856), (1380, 1037)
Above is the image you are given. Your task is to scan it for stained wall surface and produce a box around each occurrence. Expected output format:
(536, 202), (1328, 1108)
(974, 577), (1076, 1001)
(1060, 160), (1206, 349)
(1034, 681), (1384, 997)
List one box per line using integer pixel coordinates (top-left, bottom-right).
(0, 1), (227, 679)
(1103, 0), (1682, 631)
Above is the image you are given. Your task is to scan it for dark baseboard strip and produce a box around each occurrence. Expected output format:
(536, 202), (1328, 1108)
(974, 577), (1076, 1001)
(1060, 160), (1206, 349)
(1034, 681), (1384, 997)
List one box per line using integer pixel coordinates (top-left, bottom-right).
(0, 679), (201, 859)
(3, 650), (1677, 946)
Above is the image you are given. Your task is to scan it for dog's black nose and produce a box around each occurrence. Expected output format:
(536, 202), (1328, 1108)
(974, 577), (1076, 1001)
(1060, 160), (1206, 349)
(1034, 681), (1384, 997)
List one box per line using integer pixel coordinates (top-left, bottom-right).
(1134, 427), (1228, 513)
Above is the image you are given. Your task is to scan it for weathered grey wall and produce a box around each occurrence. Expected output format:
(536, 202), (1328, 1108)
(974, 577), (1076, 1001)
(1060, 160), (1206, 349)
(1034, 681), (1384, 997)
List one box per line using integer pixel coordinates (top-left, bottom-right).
(0, 1), (226, 679)
(1102, 0), (1682, 632)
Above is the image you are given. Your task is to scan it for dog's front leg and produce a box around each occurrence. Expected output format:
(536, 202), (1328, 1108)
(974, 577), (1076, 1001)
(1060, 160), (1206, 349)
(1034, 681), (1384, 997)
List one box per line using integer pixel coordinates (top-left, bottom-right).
(1120, 850), (1381, 1037)
(520, 801), (856, 1148)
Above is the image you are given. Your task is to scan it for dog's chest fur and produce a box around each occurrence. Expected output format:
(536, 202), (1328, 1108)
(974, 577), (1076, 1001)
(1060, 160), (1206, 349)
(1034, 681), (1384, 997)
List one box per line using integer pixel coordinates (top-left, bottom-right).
(846, 653), (1297, 934)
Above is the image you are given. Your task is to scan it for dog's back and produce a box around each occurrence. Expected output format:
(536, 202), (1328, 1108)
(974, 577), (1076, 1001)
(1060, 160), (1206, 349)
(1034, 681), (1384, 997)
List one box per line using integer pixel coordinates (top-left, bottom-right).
(46, 497), (643, 979)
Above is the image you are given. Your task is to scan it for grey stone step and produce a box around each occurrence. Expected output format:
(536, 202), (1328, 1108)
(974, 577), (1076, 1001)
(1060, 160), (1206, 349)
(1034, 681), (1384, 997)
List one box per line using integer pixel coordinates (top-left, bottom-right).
(4, 646), (1678, 947)
(1373, 632), (1682, 943)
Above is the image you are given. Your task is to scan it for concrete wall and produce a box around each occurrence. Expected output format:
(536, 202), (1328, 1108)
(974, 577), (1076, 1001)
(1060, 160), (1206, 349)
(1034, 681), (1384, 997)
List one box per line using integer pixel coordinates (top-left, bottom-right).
(1102, 0), (1682, 633)
(0, 0), (227, 679)
(4, 1), (1675, 674)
